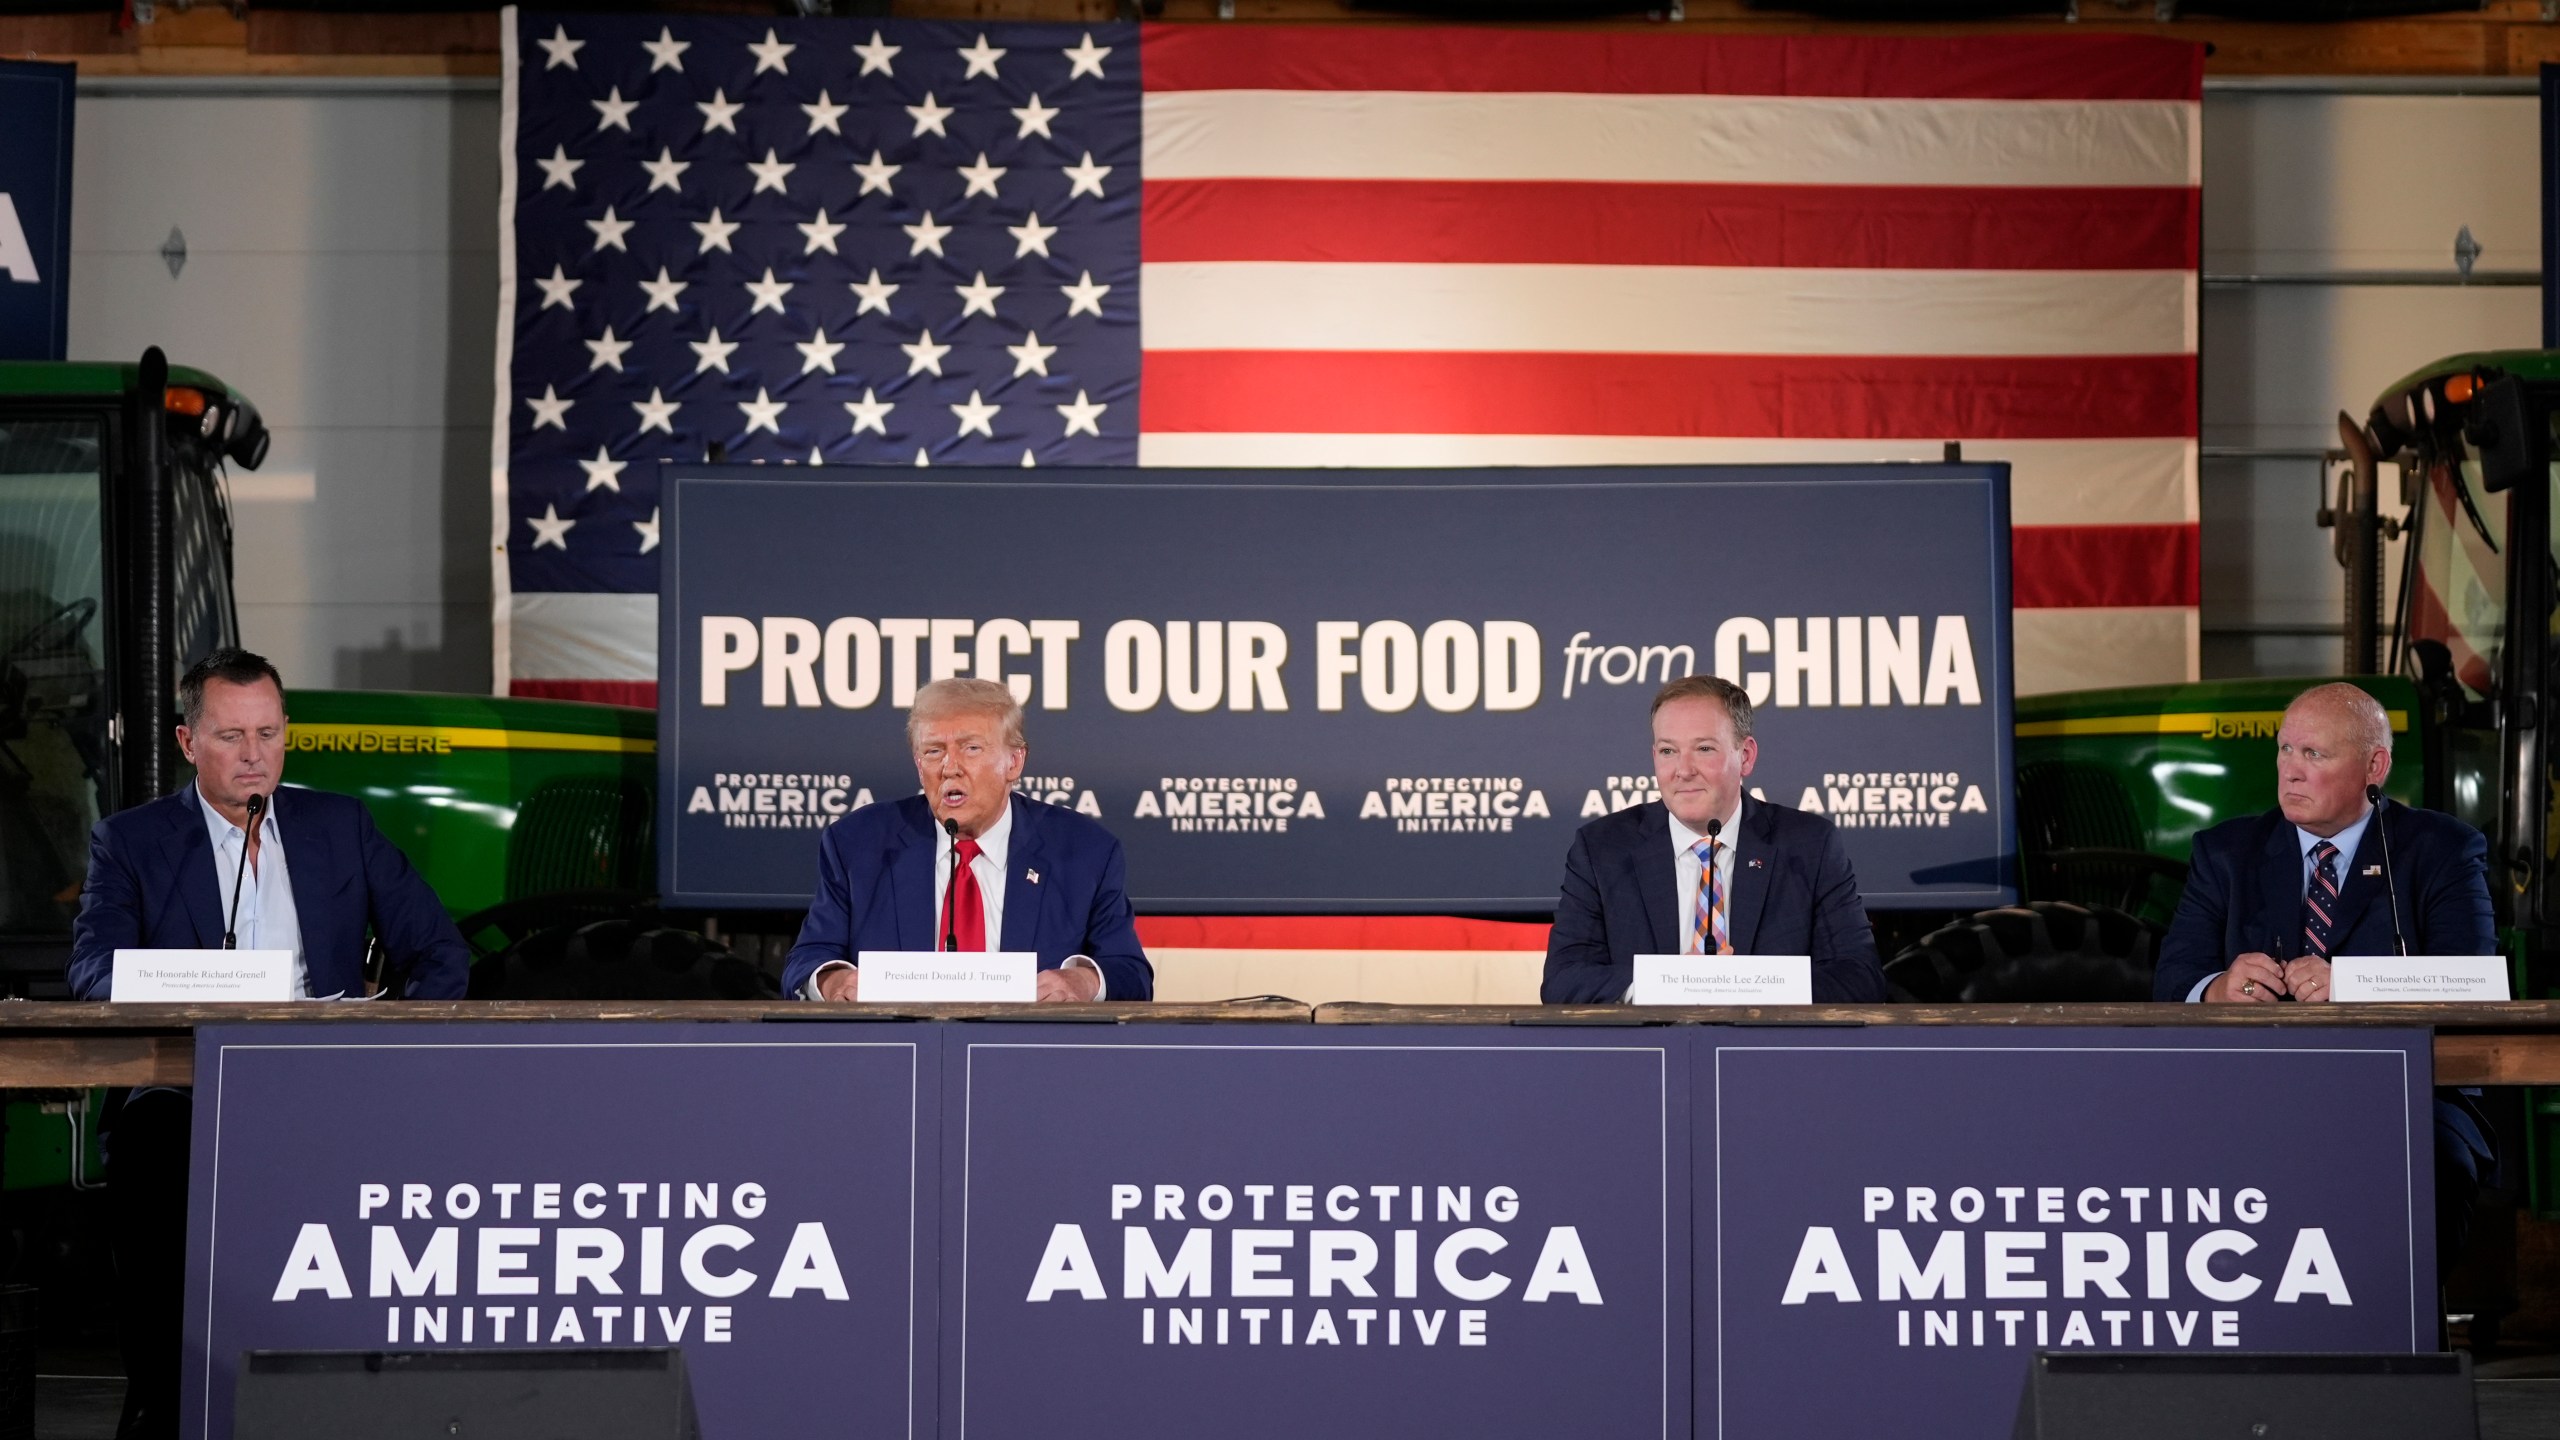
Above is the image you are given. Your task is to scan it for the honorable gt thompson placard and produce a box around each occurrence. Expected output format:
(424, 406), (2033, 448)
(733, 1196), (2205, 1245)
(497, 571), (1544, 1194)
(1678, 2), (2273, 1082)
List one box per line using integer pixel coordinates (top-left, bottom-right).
(658, 464), (2016, 911)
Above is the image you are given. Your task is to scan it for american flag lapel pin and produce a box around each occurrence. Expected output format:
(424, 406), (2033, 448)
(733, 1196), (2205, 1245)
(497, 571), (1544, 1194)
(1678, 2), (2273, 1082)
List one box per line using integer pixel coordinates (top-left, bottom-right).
(1748, 858), (1764, 870)
(1026, 869), (1041, 885)
(2363, 865), (2382, 877)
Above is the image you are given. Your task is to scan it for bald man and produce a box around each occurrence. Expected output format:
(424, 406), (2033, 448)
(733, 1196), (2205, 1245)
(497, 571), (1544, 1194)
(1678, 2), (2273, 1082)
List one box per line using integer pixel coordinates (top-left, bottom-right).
(2155, 682), (2496, 1270)
(2153, 682), (2491, 1004)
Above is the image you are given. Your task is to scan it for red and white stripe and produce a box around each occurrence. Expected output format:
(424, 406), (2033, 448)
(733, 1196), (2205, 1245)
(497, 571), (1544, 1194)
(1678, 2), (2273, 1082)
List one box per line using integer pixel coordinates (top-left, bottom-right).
(1135, 26), (2202, 695)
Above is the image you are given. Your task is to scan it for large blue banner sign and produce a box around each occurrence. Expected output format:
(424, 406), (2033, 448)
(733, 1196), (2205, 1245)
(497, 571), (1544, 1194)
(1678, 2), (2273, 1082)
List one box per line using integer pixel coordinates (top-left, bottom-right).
(0, 60), (73, 361)
(658, 464), (2017, 912)
(1702, 1028), (2434, 1440)
(947, 1029), (1685, 1440)
(188, 1023), (2424, 1440)
(183, 1025), (933, 1440)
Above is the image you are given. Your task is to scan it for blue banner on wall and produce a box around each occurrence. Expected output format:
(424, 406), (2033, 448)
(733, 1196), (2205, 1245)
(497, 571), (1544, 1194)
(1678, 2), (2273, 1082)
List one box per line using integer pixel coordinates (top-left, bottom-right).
(0, 60), (73, 362)
(657, 463), (2017, 913)
(188, 1022), (2429, 1440)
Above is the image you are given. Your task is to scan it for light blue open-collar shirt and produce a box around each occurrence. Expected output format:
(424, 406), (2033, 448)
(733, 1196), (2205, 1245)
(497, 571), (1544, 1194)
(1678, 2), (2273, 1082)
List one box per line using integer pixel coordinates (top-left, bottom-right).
(195, 784), (307, 998)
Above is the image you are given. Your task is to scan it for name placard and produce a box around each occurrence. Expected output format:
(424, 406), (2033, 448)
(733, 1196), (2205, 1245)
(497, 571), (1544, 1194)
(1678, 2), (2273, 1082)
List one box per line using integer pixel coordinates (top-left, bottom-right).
(111, 948), (294, 1002)
(2328, 955), (2511, 1003)
(859, 949), (1036, 1003)
(1630, 954), (1813, 1006)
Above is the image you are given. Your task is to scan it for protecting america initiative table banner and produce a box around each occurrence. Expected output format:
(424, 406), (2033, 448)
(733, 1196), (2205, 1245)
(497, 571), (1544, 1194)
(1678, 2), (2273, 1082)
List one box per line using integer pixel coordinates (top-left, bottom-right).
(656, 461), (2017, 912)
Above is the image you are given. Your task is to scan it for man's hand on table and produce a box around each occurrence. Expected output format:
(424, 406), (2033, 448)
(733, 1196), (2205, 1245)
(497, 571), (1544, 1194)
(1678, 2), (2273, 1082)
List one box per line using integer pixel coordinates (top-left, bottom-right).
(2204, 952), (2288, 1003)
(2281, 955), (2332, 1003)
(1036, 966), (1102, 1003)
(815, 966), (860, 1002)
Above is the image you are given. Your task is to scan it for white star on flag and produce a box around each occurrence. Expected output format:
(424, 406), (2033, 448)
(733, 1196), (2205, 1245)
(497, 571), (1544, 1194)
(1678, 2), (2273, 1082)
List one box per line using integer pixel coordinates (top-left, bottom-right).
(739, 388), (787, 434)
(579, 446), (627, 492)
(633, 507), (661, 554)
(957, 34), (1006, 80)
(747, 150), (796, 195)
(1061, 271), (1109, 317)
(1063, 153), (1111, 200)
(690, 328), (740, 373)
(853, 150), (901, 197)
(691, 209), (740, 254)
(536, 145), (583, 190)
(1056, 390), (1105, 437)
(1007, 331), (1057, 377)
(797, 328), (847, 374)
(748, 28), (797, 75)
(1011, 94), (1058, 139)
(591, 87), (637, 132)
(534, 265), (581, 310)
(1062, 33), (1110, 79)
(584, 326), (632, 371)
(955, 272), (1004, 319)
(850, 269), (899, 316)
(536, 24), (583, 69)
(853, 30), (900, 76)
(845, 388), (893, 434)
(902, 329), (951, 376)
(640, 147), (689, 193)
(632, 388), (680, 435)
(1008, 212), (1057, 258)
(639, 267), (688, 313)
(526, 385), (573, 429)
(696, 89), (744, 133)
(799, 210), (848, 254)
(642, 26), (689, 72)
(957, 154), (1007, 199)
(528, 504), (576, 550)
(802, 91), (849, 135)
(905, 92), (953, 138)
(745, 268), (793, 314)
(951, 391), (999, 437)
(586, 207), (633, 252)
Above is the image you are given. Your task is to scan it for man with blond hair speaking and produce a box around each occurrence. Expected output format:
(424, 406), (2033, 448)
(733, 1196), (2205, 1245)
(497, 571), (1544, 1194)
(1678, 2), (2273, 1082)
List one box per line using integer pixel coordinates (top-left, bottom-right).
(785, 677), (1152, 1002)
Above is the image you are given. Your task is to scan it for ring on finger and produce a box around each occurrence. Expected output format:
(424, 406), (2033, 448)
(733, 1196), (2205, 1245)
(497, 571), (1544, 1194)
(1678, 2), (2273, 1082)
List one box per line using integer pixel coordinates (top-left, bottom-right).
(2242, 981), (2257, 996)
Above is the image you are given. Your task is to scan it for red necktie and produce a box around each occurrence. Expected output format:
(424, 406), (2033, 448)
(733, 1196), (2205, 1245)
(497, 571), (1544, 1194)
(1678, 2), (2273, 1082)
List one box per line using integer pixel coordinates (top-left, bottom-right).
(948, 837), (988, 951)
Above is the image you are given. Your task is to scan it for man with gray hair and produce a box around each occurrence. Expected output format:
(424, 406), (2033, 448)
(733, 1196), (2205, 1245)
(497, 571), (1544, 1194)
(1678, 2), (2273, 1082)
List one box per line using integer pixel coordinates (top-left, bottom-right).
(784, 677), (1151, 1001)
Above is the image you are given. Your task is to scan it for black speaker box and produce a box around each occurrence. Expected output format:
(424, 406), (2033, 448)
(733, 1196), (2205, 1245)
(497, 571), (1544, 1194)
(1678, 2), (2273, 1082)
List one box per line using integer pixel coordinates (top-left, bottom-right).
(2013, 1352), (2477, 1439)
(234, 1348), (698, 1440)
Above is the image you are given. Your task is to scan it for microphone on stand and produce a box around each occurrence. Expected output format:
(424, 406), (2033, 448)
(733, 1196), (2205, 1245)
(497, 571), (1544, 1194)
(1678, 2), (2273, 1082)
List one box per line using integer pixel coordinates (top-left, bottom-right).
(222, 792), (267, 951)
(2367, 784), (2410, 957)
(940, 816), (963, 952)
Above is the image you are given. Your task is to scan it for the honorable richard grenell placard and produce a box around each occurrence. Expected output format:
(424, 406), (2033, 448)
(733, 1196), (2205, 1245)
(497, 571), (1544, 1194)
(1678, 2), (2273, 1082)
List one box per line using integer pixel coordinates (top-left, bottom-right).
(184, 1024), (933, 1440)
(949, 1029), (1687, 1440)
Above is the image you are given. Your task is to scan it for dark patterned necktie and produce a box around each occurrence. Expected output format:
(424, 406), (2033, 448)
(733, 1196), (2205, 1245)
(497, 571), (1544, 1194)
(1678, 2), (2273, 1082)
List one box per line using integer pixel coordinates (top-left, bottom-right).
(2302, 839), (2341, 959)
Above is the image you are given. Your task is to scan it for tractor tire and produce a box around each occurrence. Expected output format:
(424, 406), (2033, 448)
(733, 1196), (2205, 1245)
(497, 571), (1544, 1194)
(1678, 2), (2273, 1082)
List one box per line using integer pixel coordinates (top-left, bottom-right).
(468, 917), (779, 1001)
(1883, 901), (2159, 1004)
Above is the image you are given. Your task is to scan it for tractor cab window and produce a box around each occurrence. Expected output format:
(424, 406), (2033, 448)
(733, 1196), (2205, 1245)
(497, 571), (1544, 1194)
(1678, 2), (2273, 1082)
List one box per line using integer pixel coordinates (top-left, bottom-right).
(0, 417), (109, 939)
(2403, 438), (2511, 702)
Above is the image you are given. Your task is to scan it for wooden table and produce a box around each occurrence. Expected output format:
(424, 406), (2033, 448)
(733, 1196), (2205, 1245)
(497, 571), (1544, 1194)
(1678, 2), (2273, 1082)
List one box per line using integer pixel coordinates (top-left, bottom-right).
(1, 998), (2556, 1087)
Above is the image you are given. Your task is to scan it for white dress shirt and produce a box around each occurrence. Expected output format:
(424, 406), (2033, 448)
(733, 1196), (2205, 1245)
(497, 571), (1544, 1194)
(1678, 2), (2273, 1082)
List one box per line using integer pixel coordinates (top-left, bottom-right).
(806, 800), (1105, 998)
(196, 784), (307, 998)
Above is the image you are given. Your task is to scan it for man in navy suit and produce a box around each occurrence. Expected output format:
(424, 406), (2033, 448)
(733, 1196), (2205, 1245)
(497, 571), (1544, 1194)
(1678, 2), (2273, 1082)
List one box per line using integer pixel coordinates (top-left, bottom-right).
(1543, 674), (1886, 1004)
(66, 647), (469, 1439)
(2154, 681), (2495, 1270)
(787, 676), (1150, 1002)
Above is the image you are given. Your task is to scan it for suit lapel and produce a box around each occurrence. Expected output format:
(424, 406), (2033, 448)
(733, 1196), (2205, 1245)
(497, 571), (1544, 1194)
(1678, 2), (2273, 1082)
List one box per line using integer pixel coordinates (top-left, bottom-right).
(1001, 795), (1049, 954)
(890, 804), (936, 950)
(272, 790), (339, 942)
(1728, 796), (1776, 953)
(156, 789), (227, 947)
(2330, 810), (2388, 951)
(2254, 814), (2308, 960)
(1632, 804), (1678, 956)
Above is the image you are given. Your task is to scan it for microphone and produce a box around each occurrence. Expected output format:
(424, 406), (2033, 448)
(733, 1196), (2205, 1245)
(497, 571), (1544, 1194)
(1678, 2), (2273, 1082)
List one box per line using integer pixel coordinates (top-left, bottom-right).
(2367, 784), (2410, 957)
(1704, 817), (1722, 843)
(222, 792), (267, 951)
(940, 816), (962, 953)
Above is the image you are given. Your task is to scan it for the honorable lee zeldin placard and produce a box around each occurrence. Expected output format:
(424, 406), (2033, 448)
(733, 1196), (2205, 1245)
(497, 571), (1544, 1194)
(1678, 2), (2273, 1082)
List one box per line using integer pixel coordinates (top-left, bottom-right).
(659, 463), (2017, 912)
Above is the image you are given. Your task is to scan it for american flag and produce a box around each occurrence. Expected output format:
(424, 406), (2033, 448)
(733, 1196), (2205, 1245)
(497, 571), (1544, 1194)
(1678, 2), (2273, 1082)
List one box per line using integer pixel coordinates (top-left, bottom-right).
(494, 16), (2199, 706)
